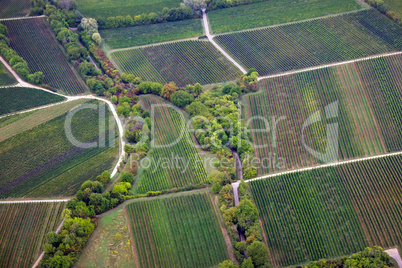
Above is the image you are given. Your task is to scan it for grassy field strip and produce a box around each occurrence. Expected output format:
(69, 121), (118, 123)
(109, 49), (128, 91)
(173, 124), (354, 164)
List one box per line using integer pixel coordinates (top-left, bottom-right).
(257, 51), (402, 81)
(0, 99), (70, 119)
(245, 150), (402, 183)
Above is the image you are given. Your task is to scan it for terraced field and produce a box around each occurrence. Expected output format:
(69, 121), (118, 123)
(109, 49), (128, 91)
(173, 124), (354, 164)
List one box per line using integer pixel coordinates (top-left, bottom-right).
(0, 100), (118, 198)
(244, 54), (402, 175)
(250, 154), (402, 267)
(126, 193), (229, 268)
(3, 18), (88, 95)
(134, 96), (207, 193)
(0, 87), (65, 115)
(111, 40), (243, 87)
(0, 202), (65, 268)
(215, 9), (402, 76)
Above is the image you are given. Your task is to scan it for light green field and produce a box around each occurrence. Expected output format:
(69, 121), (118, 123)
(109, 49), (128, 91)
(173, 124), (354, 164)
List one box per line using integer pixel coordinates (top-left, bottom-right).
(208, 0), (364, 34)
(77, 0), (182, 20)
(101, 19), (203, 49)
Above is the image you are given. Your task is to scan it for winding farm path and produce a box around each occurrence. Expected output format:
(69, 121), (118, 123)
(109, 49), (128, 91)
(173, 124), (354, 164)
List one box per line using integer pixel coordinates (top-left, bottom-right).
(385, 248), (402, 268)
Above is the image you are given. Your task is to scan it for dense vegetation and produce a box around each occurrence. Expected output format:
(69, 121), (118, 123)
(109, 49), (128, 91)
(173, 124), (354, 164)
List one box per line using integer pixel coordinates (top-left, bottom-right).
(76, 0), (182, 21)
(0, 100), (118, 198)
(0, 61), (17, 86)
(126, 193), (229, 267)
(214, 9), (402, 76)
(3, 18), (88, 94)
(244, 54), (402, 175)
(0, 0), (31, 18)
(250, 154), (402, 267)
(208, 0), (363, 34)
(100, 19), (203, 48)
(0, 87), (65, 115)
(0, 202), (65, 268)
(111, 40), (243, 87)
(135, 95), (208, 193)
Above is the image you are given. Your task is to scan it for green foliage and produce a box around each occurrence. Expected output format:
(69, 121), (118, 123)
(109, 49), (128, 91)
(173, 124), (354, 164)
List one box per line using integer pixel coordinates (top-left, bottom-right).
(171, 90), (194, 107)
(219, 260), (239, 268)
(121, 172), (134, 183)
(242, 258), (254, 268)
(237, 199), (259, 231)
(78, 62), (99, 76)
(246, 241), (270, 268)
(212, 182), (222, 193)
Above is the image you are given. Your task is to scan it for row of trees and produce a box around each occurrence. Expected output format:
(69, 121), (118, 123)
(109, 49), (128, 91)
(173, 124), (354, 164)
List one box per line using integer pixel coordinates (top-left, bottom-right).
(364, 0), (401, 25)
(0, 23), (44, 84)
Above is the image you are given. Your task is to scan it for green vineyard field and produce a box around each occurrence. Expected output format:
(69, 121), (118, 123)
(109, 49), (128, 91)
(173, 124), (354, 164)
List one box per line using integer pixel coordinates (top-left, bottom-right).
(0, 87), (65, 115)
(3, 18), (88, 95)
(208, 0), (363, 34)
(250, 154), (402, 267)
(125, 193), (229, 268)
(214, 9), (402, 76)
(0, 61), (17, 86)
(0, 0), (30, 18)
(243, 54), (402, 175)
(135, 96), (207, 193)
(0, 100), (118, 198)
(111, 40), (243, 87)
(0, 202), (65, 268)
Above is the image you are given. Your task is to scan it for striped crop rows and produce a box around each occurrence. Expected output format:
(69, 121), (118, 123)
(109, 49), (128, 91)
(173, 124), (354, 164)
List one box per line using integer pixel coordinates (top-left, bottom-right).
(244, 54), (402, 175)
(111, 40), (243, 87)
(0, 202), (65, 268)
(215, 9), (402, 76)
(136, 96), (207, 193)
(250, 154), (402, 267)
(125, 193), (228, 268)
(3, 18), (88, 95)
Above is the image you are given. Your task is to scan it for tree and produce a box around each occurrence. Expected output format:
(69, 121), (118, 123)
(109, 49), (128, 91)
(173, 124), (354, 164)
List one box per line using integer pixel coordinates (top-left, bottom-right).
(237, 199), (259, 231)
(92, 32), (101, 45)
(184, 0), (207, 11)
(124, 144), (134, 154)
(78, 61), (98, 76)
(96, 170), (111, 185)
(171, 90), (194, 107)
(219, 260), (239, 268)
(246, 241), (270, 267)
(242, 258), (254, 268)
(27, 71), (44, 85)
(79, 18), (98, 34)
(121, 172), (134, 183)
(161, 82), (177, 99)
(193, 82), (203, 96)
(212, 182), (222, 193)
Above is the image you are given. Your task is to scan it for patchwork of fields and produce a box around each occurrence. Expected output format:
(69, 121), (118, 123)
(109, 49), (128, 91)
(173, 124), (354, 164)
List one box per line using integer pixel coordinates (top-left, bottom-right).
(0, 100), (118, 198)
(135, 96), (207, 193)
(250, 154), (402, 267)
(3, 18), (88, 95)
(0, 202), (65, 268)
(111, 40), (243, 87)
(76, 0), (181, 20)
(0, 0), (30, 18)
(208, 0), (364, 34)
(0, 87), (65, 115)
(215, 9), (402, 76)
(101, 19), (203, 49)
(125, 193), (229, 268)
(244, 54), (402, 175)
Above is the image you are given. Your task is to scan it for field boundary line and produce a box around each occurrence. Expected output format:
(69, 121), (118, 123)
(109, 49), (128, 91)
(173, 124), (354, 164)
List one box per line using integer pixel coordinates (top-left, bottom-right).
(245, 151), (402, 183)
(0, 15), (45, 21)
(212, 7), (371, 36)
(0, 99), (72, 119)
(257, 51), (402, 81)
(202, 9), (247, 74)
(0, 56), (125, 178)
(0, 199), (69, 204)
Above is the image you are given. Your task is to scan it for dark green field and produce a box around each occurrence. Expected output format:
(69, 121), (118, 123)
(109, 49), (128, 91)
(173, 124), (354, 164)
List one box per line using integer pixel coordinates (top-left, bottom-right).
(0, 87), (65, 115)
(77, 0), (181, 20)
(0, 100), (118, 198)
(208, 0), (364, 34)
(0, 0), (30, 18)
(0, 62), (17, 86)
(101, 19), (203, 49)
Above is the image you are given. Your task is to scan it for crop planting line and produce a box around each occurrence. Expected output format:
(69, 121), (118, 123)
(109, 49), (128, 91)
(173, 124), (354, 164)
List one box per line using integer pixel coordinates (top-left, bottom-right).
(0, 55), (125, 178)
(257, 51), (402, 81)
(202, 9), (247, 74)
(245, 151), (402, 183)
(0, 99), (72, 119)
(0, 199), (69, 204)
(0, 15), (45, 21)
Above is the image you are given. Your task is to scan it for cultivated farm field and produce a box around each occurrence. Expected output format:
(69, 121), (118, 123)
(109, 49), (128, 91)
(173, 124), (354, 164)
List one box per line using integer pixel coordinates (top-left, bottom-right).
(0, 87), (65, 115)
(101, 19), (203, 49)
(125, 192), (229, 268)
(244, 54), (402, 175)
(76, 0), (181, 20)
(250, 154), (402, 267)
(0, 202), (65, 268)
(111, 40), (243, 87)
(214, 9), (402, 76)
(3, 18), (88, 95)
(208, 0), (364, 34)
(0, 61), (17, 86)
(0, 0), (30, 18)
(134, 96), (207, 194)
(0, 100), (118, 198)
